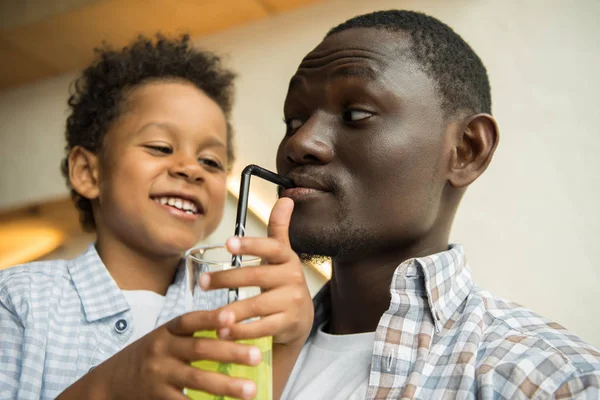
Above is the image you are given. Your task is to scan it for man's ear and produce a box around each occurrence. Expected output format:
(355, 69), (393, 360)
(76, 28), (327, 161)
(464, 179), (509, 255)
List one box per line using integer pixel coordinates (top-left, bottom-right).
(68, 146), (100, 200)
(448, 113), (499, 188)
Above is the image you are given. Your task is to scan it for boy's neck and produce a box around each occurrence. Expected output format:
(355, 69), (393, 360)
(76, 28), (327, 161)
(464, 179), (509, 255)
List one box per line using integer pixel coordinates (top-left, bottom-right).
(95, 235), (181, 295)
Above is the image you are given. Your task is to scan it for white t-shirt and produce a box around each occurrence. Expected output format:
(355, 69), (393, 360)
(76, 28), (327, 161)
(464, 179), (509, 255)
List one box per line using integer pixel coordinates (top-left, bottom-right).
(282, 323), (376, 400)
(122, 290), (166, 346)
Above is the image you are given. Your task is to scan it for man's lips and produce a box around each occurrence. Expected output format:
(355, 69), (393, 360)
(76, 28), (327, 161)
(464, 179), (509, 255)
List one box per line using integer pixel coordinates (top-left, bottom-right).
(281, 173), (332, 200)
(281, 186), (327, 200)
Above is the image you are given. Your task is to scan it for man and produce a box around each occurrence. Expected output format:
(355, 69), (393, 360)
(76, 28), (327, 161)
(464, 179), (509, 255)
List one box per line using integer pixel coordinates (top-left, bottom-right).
(277, 10), (600, 399)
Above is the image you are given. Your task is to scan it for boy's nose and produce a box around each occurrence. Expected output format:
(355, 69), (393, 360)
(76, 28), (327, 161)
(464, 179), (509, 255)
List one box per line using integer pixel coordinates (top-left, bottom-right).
(169, 156), (204, 182)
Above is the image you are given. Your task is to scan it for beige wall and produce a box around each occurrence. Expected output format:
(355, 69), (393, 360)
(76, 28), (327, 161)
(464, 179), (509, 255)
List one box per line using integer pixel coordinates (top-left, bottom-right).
(0, 0), (598, 346)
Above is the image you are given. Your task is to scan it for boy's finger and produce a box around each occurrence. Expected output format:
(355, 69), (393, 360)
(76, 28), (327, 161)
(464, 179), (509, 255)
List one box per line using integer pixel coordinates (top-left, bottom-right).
(203, 263), (302, 291)
(216, 287), (290, 323)
(153, 387), (189, 400)
(225, 235), (291, 265)
(267, 197), (294, 245)
(167, 309), (222, 335)
(169, 362), (256, 400)
(218, 313), (287, 342)
(170, 335), (262, 366)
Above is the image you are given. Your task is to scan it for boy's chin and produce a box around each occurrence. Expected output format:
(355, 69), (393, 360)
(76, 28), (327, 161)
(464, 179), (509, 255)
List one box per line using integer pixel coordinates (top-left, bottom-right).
(148, 232), (199, 257)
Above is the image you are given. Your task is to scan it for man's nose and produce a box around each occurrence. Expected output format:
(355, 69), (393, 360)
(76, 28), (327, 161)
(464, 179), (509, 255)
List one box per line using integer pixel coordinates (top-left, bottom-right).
(282, 115), (334, 166)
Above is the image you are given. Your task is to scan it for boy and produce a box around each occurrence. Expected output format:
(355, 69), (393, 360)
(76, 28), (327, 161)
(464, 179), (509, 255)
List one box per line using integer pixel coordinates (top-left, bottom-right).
(0, 34), (313, 400)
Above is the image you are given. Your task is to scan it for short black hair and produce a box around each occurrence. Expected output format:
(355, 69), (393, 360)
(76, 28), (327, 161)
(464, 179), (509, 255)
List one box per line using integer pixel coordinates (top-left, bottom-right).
(61, 34), (236, 231)
(328, 10), (491, 117)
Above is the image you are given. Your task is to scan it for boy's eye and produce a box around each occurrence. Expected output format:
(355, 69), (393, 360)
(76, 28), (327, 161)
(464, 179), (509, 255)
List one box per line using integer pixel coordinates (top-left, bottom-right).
(342, 109), (373, 122)
(199, 158), (224, 171)
(146, 145), (172, 154)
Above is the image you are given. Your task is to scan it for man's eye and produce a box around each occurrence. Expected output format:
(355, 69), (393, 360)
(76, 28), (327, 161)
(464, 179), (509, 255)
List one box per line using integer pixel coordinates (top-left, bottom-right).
(342, 109), (373, 122)
(146, 145), (172, 154)
(285, 118), (304, 131)
(199, 158), (224, 171)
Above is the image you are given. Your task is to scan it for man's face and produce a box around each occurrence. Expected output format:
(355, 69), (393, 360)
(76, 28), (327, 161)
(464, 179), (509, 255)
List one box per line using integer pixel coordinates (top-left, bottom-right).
(277, 28), (454, 260)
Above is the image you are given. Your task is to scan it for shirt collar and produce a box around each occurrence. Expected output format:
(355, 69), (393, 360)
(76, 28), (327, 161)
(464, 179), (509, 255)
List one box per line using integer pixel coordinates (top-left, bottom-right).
(68, 244), (188, 322)
(414, 244), (473, 332)
(312, 244), (473, 334)
(68, 244), (130, 322)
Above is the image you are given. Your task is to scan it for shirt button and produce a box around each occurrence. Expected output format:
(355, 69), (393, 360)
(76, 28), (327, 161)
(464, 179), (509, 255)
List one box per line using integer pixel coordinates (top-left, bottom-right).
(114, 319), (128, 333)
(385, 351), (394, 372)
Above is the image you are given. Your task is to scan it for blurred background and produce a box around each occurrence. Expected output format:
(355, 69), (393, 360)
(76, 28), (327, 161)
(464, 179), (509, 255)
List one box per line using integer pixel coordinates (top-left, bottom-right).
(0, 0), (598, 347)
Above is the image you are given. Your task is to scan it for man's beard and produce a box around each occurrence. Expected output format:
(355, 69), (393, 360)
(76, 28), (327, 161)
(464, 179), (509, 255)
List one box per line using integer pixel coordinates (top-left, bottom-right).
(278, 174), (370, 262)
(290, 217), (371, 263)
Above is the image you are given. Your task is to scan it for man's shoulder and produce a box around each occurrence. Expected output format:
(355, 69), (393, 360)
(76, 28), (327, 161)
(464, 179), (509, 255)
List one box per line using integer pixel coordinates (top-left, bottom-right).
(473, 287), (600, 362)
(468, 287), (600, 396)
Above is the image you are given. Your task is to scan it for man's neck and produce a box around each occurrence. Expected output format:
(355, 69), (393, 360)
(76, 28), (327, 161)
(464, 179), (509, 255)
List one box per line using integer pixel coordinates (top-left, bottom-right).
(327, 240), (448, 335)
(95, 234), (181, 295)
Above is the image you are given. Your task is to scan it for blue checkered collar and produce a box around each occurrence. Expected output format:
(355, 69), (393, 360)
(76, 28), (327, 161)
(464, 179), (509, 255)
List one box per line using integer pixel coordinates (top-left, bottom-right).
(68, 244), (188, 322)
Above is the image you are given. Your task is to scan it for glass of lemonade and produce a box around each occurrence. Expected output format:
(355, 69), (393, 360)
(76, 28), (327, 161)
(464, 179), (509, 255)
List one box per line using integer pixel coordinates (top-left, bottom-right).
(184, 244), (272, 400)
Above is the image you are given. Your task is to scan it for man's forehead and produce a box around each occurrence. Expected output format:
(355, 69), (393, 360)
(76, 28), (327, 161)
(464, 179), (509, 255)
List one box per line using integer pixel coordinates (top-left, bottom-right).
(303, 28), (412, 65)
(290, 28), (415, 87)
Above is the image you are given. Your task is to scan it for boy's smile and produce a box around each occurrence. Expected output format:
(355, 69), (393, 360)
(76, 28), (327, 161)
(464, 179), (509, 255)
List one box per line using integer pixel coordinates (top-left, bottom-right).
(151, 193), (204, 221)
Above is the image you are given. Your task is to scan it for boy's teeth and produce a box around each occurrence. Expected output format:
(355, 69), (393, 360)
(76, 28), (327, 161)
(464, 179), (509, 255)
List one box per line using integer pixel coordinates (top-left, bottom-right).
(154, 197), (198, 214)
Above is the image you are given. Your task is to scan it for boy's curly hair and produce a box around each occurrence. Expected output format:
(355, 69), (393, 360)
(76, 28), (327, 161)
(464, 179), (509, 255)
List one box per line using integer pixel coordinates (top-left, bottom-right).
(61, 34), (236, 232)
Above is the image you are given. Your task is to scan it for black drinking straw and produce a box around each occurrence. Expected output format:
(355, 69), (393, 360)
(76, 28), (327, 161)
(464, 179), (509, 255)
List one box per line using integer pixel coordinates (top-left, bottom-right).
(229, 165), (294, 301)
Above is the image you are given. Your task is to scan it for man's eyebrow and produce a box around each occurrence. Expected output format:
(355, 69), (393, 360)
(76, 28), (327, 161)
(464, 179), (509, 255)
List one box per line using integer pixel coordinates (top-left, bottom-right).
(288, 64), (379, 91)
(330, 64), (379, 80)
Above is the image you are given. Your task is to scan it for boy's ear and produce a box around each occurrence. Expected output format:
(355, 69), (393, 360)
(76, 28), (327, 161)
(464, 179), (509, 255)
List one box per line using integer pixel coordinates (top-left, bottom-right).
(448, 113), (499, 188)
(68, 146), (100, 200)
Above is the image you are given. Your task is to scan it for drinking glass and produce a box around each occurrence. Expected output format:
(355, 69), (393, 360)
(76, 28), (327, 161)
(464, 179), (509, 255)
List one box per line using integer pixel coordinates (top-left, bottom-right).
(184, 244), (272, 400)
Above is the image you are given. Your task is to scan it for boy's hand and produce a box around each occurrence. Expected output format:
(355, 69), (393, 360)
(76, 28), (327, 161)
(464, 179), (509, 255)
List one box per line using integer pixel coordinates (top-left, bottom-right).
(59, 197), (313, 400)
(58, 310), (260, 400)
(202, 197), (314, 348)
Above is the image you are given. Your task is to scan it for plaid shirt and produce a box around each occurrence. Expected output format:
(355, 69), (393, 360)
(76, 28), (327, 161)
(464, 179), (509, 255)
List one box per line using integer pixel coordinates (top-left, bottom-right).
(0, 245), (194, 400)
(309, 245), (600, 399)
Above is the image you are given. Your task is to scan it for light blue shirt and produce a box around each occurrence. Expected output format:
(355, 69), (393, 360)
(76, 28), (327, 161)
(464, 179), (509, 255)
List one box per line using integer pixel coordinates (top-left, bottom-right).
(0, 245), (194, 399)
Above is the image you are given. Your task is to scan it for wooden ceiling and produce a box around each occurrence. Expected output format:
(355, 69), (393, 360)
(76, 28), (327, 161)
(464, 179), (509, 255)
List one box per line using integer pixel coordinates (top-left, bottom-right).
(0, 0), (324, 90)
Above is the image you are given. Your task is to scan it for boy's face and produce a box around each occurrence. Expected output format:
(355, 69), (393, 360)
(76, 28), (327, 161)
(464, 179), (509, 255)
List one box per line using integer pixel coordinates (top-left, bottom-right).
(93, 81), (228, 257)
(277, 28), (452, 259)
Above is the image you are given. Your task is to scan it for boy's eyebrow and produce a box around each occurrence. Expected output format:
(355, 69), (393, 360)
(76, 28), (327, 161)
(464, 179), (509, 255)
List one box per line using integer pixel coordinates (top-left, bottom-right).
(137, 121), (226, 148)
(136, 121), (177, 135)
(200, 136), (227, 149)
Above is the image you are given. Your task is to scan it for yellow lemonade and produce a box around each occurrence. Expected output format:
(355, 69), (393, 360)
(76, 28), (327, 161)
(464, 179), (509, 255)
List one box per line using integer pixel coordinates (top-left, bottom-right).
(186, 331), (272, 400)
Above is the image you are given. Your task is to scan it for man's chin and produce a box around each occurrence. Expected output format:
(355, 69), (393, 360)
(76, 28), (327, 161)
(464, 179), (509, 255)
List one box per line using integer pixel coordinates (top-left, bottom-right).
(289, 226), (370, 261)
(299, 252), (332, 266)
